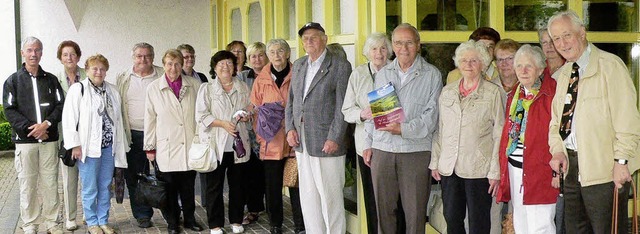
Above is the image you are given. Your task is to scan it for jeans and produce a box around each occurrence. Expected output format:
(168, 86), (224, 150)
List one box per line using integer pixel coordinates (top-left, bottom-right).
(124, 130), (153, 220)
(77, 146), (115, 226)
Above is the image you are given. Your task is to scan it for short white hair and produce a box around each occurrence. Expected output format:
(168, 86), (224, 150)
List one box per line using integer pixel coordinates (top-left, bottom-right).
(21, 36), (42, 50)
(514, 44), (547, 69)
(362, 33), (392, 61)
(547, 10), (584, 36)
(392, 23), (420, 42)
(453, 40), (492, 71)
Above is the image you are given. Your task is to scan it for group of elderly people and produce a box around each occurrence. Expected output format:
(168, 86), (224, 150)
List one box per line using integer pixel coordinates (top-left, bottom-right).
(6, 8), (640, 234)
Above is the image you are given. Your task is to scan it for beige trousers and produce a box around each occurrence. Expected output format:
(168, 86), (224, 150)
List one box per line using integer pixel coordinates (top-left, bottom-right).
(60, 161), (79, 222)
(14, 142), (60, 231)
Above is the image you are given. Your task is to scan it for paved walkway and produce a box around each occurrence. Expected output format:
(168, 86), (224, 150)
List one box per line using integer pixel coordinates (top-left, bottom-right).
(0, 153), (296, 233)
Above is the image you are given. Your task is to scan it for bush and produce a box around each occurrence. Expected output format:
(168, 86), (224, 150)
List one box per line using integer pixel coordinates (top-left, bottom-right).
(0, 105), (7, 124)
(0, 122), (15, 150)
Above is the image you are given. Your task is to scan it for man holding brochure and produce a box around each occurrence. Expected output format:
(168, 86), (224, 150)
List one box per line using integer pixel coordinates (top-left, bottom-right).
(363, 23), (442, 233)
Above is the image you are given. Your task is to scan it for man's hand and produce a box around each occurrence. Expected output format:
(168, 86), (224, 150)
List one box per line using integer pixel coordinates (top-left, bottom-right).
(72, 146), (82, 160)
(27, 122), (49, 139)
(360, 107), (372, 121)
(431, 169), (441, 181)
(363, 148), (372, 167)
(146, 151), (156, 161)
(488, 179), (499, 197)
(379, 122), (401, 135)
(551, 176), (560, 189)
(322, 140), (338, 154)
(37, 132), (49, 141)
(613, 163), (632, 189)
(287, 130), (300, 147)
(549, 152), (568, 174)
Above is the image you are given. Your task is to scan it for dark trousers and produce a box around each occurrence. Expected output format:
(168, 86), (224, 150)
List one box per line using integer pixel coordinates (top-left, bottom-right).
(564, 150), (630, 233)
(263, 159), (305, 231)
(357, 155), (406, 234)
(441, 173), (492, 234)
(199, 173), (207, 207)
(124, 130), (154, 220)
(204, 152), (245, 228)
(243, 151), (265, 213)
(157, 170), (197, 229)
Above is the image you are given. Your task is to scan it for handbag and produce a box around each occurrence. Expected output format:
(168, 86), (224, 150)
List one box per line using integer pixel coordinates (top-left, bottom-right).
(188, 135), (215, 172)
(611, 180), (638, 234)
(428, 183), (447, 233)
(283, 157), (298, 187)
(57, 82), (84, 167)
(135, 161), (168, 209)
(113, 167), (126, 204)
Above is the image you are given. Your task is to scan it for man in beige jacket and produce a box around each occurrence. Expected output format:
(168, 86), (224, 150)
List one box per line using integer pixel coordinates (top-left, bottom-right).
(548, 11), (640, 233)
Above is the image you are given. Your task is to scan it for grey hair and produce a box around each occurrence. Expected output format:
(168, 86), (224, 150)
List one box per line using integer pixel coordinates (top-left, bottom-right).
(453, 40), (492, 71)
(21, 36), (42, 50)
(513, 44), (547, 69)
(392, 23), (420, 42)
(537, 27), (549, 42)
(131, 42), (155, 57)
(266, 38), (291, 58)
(547, 10), (585, 36)
(362, 33), (393, 61)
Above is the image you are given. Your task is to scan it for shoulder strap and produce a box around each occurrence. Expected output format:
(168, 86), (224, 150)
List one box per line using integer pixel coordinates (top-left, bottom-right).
(75, 82), (84, 131)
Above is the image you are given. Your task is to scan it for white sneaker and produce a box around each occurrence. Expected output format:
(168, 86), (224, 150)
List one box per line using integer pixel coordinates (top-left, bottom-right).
(232, 224), (244, 233)
(65, 220), (79, 231)
(211, 228), (224, 234)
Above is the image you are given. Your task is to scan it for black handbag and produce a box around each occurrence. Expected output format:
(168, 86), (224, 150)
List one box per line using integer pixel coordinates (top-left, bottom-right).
(135, 161), (168, 209)
(58, 82), (84, 167)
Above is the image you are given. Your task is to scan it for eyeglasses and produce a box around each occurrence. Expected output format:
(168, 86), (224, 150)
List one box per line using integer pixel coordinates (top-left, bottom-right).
(393, 40), (417, 47)
(268, 49), (286, 56)
(459, 58), (480, 65)
(135, 54), (153, 60)
(496, 56), (514, 64)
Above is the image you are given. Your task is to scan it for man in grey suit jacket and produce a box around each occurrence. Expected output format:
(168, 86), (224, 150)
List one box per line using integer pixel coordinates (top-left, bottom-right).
(285, 22), (352, 234)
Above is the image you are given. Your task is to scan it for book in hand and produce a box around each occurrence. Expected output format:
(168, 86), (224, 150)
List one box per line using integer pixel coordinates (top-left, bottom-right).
(367, 82), (405, 129)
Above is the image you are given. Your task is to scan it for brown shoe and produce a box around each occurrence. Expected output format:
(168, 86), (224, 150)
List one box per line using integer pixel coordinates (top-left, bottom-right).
(100, 224), (116, 234)
(242, 212), (259, 225)
(88, 225), (104, 234)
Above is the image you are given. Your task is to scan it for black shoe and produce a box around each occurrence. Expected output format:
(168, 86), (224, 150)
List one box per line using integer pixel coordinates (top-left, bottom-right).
(184, 222), (205, 232)
(167, 228), (180, 234)
(137, 218), (153, 228)
(270, 227), (282, 234)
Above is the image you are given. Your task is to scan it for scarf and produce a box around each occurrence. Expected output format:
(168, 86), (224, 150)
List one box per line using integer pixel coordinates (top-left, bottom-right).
(271, 63), (290, 88)
(506, 78), (541, 155)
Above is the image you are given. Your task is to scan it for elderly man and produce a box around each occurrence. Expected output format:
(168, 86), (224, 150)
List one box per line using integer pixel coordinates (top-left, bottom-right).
(363, 23), (442, 234)
(3, 36), (65, 234)
(285, 22), (352, 233)
(116, 42), (164, 228)
(548, 10), (640, 233)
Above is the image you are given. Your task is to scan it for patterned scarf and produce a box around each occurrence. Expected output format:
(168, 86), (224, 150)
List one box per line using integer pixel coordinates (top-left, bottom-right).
(506, 78), (541, 155)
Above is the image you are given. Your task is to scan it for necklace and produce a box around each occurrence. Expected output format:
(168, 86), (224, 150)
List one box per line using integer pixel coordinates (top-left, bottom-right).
(219, 80), (233, 86)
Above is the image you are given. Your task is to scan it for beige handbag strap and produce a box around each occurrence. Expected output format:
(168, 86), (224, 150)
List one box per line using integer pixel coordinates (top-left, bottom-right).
(611, 181), (638, 234)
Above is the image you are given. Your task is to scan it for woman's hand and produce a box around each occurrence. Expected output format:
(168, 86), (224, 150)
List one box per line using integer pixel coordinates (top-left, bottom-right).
(551, 176), (560, 189)
(360, 107), (372, 121)
(221, 121), (237, 136)
(72, 146), (82, 160)
(363, 148), (373, 167)
(431, 169), (441, 181)
(488, 179), (499, 197)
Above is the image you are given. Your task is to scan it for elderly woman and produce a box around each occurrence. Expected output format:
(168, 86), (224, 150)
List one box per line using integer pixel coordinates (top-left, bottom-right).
(62, 54), (128, 234)
(178, 44), (208, 83)
(196, 50), (252, 234)
(538, 28), (565, 78)
(496, 45), (558, 233)
(237, 41), (268, 225)
(227, 41), (252, 73)
(250, 38), (306, 234)
(144, 49), (204, 234)
(55, 40), (86, 231)
(495, 39), (522, 95)
(341, 32), (409, 234)
(430, 40), (505, 233)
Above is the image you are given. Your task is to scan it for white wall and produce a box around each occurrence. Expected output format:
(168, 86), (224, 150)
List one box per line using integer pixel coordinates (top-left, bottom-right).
(0, 1), (17, 87)
(19, 0), (211, 84)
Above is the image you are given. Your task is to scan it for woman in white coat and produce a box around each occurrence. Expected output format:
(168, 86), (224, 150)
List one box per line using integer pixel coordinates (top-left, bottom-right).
(62, 54), (129, 234)
(196, 50), (251, 234)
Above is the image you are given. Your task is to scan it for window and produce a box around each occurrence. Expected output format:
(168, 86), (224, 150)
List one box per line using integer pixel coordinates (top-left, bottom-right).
(248, 2), (262, 43)
(416, 0), (490, 31)
(231, 8), (242, 41)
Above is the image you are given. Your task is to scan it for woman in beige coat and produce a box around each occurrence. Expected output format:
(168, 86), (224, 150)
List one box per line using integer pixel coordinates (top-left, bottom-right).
(143, 49), (204, 234)
(196, 50), (251, 234)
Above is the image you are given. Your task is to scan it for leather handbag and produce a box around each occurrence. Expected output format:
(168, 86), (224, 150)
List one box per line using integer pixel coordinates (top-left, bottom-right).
(188, 136), (215, 172)
(113, 167), (126, 204)
(283, 157), (298, 187)
(611, 181), (638, 234)
(135, 161), (168, 209)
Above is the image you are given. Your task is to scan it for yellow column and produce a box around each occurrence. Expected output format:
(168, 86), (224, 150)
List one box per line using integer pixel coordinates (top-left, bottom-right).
(371, 0), (386, 33)
(490, 0), (505, 36)
(261, 0), (274, 42)
(295, 0), (310, 57)
(323, 0), (336, 36)
(273, 0), (286, 37)
(401, 0), (417, 26)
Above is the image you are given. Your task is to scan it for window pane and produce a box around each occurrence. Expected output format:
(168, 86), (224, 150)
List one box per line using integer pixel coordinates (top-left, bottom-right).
(231, 8), (242, 41)
(386, 0), (402, 34)
(584, 0), (638, 32)
(288, 0), (296, 40)
(340, 0), (355, 34)
(416, 0), (490, 31)
(593, 43), (639, 90)
(248, 2), (262, 43)
(421, 43), (458, 84)
(505, 0), (567, 31)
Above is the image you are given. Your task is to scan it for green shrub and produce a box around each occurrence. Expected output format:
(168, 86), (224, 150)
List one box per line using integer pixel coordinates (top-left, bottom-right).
(0, 122), (15, 150)
(0, 105), (7, 124)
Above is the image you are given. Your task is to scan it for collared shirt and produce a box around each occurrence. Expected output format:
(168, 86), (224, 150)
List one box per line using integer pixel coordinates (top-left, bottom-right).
(395, 56), (418, 86)
(564, 45), (591, 151)
(127, 67), (160, 131)
(303, 49), (327, 99)
(165, 75), (182, 98)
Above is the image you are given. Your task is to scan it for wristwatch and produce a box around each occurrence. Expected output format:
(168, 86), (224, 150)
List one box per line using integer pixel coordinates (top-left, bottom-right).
(615, 159), (628, 165)
(44, 120), (52, 127)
